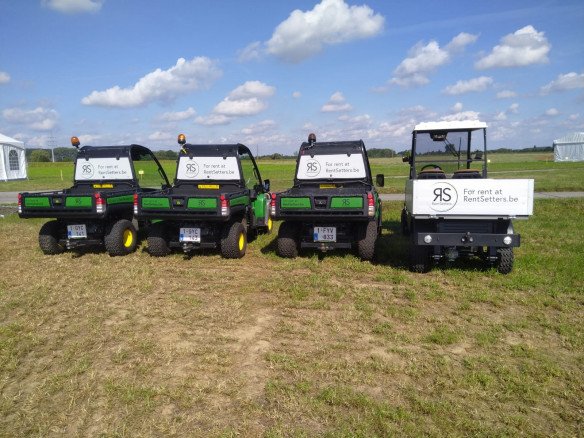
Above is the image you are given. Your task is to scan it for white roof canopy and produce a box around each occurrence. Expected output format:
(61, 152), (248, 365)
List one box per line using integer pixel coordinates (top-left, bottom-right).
(414, 120), (488, 132)
(0, 133), (25, 149)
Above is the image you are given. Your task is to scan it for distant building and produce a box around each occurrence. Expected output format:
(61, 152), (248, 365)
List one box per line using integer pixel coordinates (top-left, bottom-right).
(553, 132), (584, 162)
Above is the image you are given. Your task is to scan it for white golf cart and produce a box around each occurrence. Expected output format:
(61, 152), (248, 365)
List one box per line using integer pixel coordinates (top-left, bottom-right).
(401, 120), (534, 274)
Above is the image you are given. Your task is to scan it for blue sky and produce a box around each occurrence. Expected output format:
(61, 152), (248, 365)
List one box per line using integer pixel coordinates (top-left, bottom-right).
(0, 0), (583, 154)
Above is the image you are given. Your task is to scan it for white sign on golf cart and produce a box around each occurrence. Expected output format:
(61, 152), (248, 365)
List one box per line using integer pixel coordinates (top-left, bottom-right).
(176, 156), (240, 180)
(75, 157), (133, 180)
(297, 154), (367, 179)
(406, 179), (534, 217)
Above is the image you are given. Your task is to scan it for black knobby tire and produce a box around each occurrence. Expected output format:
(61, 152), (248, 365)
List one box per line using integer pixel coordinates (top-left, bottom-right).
(39, 220), (64, 255)
(220, 220), (247, 259)
(409, 243), (431, 273)
(147, 222), (171, 257)
(104, 219), (137, 256)
(276, 221), (299, 258)
(401, 208), (410, 235)
(357, 221), (377, 261)
(496, 248), (514, 274)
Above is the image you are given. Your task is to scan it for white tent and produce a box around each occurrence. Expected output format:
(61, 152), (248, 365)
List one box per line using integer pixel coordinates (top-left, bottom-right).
(553, 132), (584, 162)
(0, 133), (28, 181)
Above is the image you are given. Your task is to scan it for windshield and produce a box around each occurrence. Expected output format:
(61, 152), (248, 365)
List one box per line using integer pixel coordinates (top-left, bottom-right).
(413, 130), (485, 176)
(296, 153), (367, 180)
(74, 157), (134, 181)
(176, 156), (240, 181)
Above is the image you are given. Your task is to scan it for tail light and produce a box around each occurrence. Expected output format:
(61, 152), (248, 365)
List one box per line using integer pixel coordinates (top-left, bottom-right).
(18, 193), (22, 214)
(94, 192), (105, 214)
(270, 193), (276, 217)
(220, 194), (229, 216)
(367, 192), (375, 217)
(133, 193), (138, 215)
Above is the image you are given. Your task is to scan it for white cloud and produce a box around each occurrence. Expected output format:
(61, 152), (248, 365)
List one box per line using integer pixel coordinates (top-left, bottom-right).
(0, 71), (10, 84)
(475, 25), (550, 69)
(509, 103), (519, 114)
(41, 0), (103, 14)
(227, 81), (275, 100)
(214, 98), (268, 116)
(148, 131), (174, 142)
(391, 32), (478, 87)
(494, 112), (507, 121)
(496, 90), (517, 99)
(441, 111), (481, 122)
(292, 91), (302, 99)
(82, 57), (221, 108)
(321, 91), (352, 112)
(265, 0), (384, 63)
(241, 120), (276, 135)
(158, 107), (196, 122)
(443, 76), (493, 95)
(541, 72), (584, 94)
(238, 41), (263, 62)
(545, 108), (559, 116)
(196, 82), (275, 126)
(569, 113), (579, 121)
(452, 102), (463, 112)
(212, 81), (275, 117)
(195, 114), (232, 126)
(445, 32), (479, 52)
(2, 106), (59, 131)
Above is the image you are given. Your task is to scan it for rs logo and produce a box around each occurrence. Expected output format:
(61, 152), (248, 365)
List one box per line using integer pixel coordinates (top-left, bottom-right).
(430, 182), (458, 212)
(342, 199), (350, 206)
(433, 187), (452, 202)
(186, 164), (197, 172)
(82, 164), (92, 174)
(305, 160), (320, 176)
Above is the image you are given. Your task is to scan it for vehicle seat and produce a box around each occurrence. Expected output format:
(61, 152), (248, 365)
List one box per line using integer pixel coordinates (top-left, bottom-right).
(452, 169), (482, 179)
(417, 169), (446, 179)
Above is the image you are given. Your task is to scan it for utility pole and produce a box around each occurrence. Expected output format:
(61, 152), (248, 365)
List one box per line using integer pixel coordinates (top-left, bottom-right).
(48, 134), (56, 162)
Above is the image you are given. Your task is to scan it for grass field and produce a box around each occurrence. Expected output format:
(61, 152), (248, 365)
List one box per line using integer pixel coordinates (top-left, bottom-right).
(0, 199), (582, 436)
(2, 153), (584, 193)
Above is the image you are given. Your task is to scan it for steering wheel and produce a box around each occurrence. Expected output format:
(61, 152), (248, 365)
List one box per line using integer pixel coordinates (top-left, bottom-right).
(420, 164), (442, 171)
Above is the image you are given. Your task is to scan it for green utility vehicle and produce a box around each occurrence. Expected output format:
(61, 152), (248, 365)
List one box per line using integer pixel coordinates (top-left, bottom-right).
(135, 135), (272, 258)
(271, 134), (384, 260)
(18, 137), (170, 255)
(402, 120), (534, 273)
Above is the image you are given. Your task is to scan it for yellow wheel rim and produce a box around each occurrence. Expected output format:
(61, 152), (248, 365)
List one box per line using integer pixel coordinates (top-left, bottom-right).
(238, 232), (245, 251)
(123, 229), (134, 247)
(267, 217), (273, 231)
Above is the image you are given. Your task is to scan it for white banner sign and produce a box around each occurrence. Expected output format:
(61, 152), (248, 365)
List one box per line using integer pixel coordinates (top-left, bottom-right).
(296, 154), (367, 179)
(407, 179), (534, 217)
(176, 156), (240, 180)
(75, 157), (133, 180)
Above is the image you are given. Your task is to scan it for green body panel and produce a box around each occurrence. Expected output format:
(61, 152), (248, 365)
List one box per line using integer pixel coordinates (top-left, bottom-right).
(65, 196), (93, 208)
(24, 197), (50, 208)
(280, 197), (311, 209)
(107, 194), (134, 205)
(330, 197), (363, 208)
(187, 197), (218, 209)
(252, 195), (267, 219)
(230, 195), (249, 207)
(142, 197), (170, 209)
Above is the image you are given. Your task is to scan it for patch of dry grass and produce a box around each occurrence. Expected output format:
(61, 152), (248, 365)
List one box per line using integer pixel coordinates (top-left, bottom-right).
(0, 200), (582, 436)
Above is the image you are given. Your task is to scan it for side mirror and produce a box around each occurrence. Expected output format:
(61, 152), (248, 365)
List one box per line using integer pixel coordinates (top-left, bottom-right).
(375, 174), (385, 187)
(474, 151), (483, 160)
(263, 179), (270, 192)
(402, 155), (411, 163)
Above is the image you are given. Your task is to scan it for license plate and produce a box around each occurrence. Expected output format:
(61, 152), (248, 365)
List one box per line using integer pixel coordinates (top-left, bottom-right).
(314, 226), (336, 242)
(67, 224), (87, 239)
(180, 227), (201, 242)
